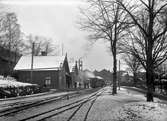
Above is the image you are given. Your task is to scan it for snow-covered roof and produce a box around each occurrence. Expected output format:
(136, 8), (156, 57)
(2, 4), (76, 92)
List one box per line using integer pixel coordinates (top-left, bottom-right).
(0, 79), (37, 88)
(0, 75), (37, 88)
(14, 55), (65, 71)
(96, 76), (103, 80)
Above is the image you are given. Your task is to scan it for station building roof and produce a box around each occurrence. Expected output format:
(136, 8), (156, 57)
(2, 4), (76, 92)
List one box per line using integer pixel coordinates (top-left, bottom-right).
(14, 55), (66, 71)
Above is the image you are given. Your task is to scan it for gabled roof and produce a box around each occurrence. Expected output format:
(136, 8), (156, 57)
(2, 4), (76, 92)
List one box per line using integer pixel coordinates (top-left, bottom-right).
(14, 55), (65, 71)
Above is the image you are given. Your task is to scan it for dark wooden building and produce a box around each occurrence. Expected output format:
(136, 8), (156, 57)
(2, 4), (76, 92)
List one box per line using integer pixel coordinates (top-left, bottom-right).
(0, 46), (21, 76)
(14, 55), (71, 89)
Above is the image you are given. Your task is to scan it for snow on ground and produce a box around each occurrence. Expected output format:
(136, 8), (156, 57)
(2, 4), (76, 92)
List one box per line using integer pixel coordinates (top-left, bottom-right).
(86, 86), (167, 121)
(85, 87), (144, 121)
(1, 86), (167, 121)
(113, 102), (167, 121)
(31, 86), (167, 121)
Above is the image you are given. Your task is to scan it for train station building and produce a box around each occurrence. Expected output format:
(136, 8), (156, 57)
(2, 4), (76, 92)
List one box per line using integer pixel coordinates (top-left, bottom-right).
(14, 54), (71, 89)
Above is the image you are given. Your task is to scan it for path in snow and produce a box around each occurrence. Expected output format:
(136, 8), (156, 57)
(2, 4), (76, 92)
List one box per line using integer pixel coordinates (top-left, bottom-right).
(86, 86), (167, 121)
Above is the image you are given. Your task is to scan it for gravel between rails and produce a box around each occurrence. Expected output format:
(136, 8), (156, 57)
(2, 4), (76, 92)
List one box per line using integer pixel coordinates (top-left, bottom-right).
(43, 89), (104, 121)
(0, 88), (100, 118)
(15, 88), (104, 121)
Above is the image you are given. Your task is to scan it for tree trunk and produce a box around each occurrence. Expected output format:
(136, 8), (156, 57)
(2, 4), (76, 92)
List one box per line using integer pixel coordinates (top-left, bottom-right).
(146, 2), (154, 102)
(146, 68), (154, 102)
(146, 44), (154, 102)
(112, 48), (117, 94)
(133, 72), (137, 87)
(112, 7), (118, 94)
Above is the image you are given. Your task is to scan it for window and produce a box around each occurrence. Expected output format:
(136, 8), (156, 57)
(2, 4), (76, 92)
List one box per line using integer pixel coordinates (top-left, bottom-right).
(45, 77), (51, 85)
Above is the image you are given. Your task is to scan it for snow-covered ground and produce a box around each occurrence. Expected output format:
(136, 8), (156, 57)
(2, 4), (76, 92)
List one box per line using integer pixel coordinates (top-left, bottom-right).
(87, 87), (167, 121)
(113, 102), (167, 121)
(1, 86), (167, 121)
(48, 86), (167, 121)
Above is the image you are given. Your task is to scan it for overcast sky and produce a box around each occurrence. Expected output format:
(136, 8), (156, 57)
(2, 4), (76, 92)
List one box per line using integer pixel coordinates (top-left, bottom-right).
(1, 0), (125, 71)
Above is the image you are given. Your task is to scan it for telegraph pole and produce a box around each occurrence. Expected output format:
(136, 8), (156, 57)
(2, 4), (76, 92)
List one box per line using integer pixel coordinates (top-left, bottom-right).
(30, 42), (35, 83)
(118, 60), (121, 90)
(62, 43), (64, 56)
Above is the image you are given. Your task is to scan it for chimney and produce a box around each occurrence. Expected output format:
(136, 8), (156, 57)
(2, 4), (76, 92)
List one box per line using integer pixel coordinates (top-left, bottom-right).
(41, 51), (47, 56)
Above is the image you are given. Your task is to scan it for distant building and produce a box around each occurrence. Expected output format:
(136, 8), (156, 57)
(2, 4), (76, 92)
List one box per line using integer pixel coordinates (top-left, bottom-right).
(0, 46), (21, 76)
(78, 69), (105, 88)
(14, 55), (71, 89)
(79, 69), (95, 88)
(94, 69), (112, 85)
(90, 76), (105, 88)
(69, 61), (79, 88)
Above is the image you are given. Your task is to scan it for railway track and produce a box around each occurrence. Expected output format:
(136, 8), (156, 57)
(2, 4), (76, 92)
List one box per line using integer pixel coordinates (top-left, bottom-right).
(17, 88), (104, 121)
(0, 94), (68, 117)
(0, 88), (101, 118)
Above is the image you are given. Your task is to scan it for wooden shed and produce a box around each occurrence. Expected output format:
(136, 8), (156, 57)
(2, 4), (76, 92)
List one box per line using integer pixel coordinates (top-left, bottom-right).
(14, 55), (71, 89)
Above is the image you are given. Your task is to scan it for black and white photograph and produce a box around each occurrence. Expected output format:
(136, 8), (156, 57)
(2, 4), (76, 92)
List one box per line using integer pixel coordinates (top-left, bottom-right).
(0, 0), (167, 121)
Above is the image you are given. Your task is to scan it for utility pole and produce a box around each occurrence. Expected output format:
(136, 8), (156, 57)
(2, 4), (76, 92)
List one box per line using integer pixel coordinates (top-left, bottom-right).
(118, 60), (120, 90)
(30, 42), (35, 83)
(62, 43), (64, 56)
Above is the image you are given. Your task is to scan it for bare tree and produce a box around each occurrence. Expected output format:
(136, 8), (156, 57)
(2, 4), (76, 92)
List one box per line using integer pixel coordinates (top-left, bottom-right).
(0, 13), (21, 50)
(117, 0), (167, 101)
(22, 34), (55, 56)
(0, 12), (21, 74)
(123, 53), (142, 86)
(79, 0), (130, 94)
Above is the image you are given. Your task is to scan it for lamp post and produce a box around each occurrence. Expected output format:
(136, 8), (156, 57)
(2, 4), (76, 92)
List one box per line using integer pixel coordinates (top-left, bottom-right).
(30, 42), (35, 83)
